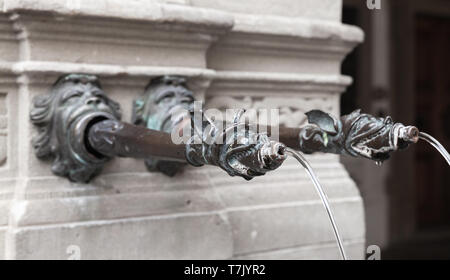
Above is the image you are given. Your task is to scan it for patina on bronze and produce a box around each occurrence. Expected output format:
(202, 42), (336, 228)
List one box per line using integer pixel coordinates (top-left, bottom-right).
(132, 75), (420, 174)
(31, 74), (287, 182)
(131, 75), (287, 179)
(87, 110), (287, 181)
(132, 76), (193, 176)
(30, 74), (121, 183)
(185, 109), (287, 180)
(31, 74), (420, 183)
(297, 109), (419, 162)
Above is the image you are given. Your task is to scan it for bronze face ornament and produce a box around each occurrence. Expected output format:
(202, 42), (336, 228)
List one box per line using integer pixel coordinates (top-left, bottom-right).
(132, 76), (194, 176)
(30, 74), (121, 182)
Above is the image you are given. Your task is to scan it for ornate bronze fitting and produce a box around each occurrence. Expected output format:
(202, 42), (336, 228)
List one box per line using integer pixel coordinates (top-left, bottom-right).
(84, 112), (287, 181)
(132, 75), (287, 179)
(185, 109), (287, 180)
(30, 74), (421, 183)
(30, 74), (122, 182)
(298, 109), (419, 162)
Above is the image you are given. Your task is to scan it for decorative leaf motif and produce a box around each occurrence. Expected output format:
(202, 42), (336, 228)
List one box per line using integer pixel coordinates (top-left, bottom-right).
(305, 110), (339, 135)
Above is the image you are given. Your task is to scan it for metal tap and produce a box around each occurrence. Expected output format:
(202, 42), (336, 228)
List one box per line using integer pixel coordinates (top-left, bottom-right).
(185, 109), (286, 180)
(297, 109), (419, 162)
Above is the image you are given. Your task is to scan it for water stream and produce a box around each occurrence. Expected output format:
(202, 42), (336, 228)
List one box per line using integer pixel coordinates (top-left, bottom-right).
(419, 132), (450, 166)
(280, 130), (450, 260)
(284, 147), (347, 260)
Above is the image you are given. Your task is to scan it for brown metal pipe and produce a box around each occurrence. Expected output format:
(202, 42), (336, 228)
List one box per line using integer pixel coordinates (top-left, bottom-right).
(87, 119), (187, 162)
(277, 126), (302, 149)
(87, 110), (421, 168)
(87, 119), (303, 164)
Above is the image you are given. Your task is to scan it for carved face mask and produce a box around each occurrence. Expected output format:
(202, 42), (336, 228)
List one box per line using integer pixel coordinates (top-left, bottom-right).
(133, 76), (194, 133)
(30, 74), (121, 182)
(132, 76), (194, 176)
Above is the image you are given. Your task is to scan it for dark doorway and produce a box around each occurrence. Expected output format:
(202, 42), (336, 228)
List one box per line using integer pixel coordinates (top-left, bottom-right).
(341, 5), (359, 115)
(415, 15), (450, 230)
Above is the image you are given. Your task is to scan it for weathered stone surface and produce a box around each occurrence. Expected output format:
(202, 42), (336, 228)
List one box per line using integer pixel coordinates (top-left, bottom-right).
(2, 0), (234, 29)
(234, 240), (365, 260)
(0, 73), (17, 260)
(9, 14), (227, 68)
(7, 212), (233, 260)
(0, 14), (18, 62)
(0, 188), (12, 260)
(227, 198), (364, 255)
(207, 15), (363, 74)
(191, 0), (343, 22)
(203, 157), (365, 257)
(11, 174), (223, 226)
(0, 199), (10, 226)
(0, 227), (5, 259)
(0, 93), (6, 167)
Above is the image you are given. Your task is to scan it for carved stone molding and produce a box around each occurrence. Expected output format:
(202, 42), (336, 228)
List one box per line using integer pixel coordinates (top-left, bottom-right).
(4, 1), (233, 68)
(205, 72), (345, 127)
(0, 14), (18, 63)
(2, 0), (234, 31)
(206, 95), (334, 128)
(191, 0), (343, 21)
(207, 14), (363, 74)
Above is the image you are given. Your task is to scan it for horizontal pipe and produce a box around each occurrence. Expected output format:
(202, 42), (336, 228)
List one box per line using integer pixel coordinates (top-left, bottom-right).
(87, 119), (302, 163)
(278, 127), (302, 149)
(87, 119), (188, 162)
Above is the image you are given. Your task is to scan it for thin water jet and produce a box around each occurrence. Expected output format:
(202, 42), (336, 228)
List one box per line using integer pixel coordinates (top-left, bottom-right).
(419, 132), (450, 166)
(284, 147), (347, 260)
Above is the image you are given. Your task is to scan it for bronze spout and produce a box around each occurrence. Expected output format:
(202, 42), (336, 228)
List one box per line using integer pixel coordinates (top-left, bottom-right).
(295, 109), (419, 162)
(398, 125), (420, 144)
(87, 117), (287, 181)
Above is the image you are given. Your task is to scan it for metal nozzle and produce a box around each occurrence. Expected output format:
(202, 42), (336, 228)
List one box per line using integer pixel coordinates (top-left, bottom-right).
(258, 141), (287, 170)
(398, 125), (420, 144)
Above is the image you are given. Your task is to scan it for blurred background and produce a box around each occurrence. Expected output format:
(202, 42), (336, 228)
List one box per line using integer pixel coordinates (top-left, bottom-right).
(340, 0), (450, 259)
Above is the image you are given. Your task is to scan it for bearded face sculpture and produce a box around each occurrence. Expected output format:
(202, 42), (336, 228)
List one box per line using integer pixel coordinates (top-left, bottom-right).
(30, 74), (122, 182)
(132, 76), (194, 176)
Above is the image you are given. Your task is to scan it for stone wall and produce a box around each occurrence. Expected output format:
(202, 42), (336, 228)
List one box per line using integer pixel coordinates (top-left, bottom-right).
(0, 0), (364, 259)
